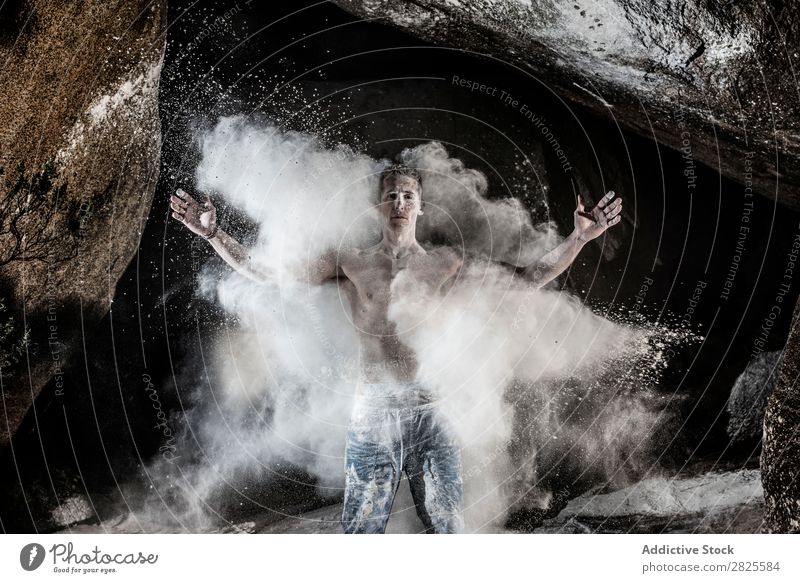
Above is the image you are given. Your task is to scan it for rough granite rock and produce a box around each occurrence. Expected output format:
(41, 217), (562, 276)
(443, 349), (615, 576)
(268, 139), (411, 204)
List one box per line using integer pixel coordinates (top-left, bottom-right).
(761, 301), (800, 533)
(535, 469), (764, 533)
(333, 0), (800, 206)
(727, 350), (783, 443)
(0, 0), (166, 447)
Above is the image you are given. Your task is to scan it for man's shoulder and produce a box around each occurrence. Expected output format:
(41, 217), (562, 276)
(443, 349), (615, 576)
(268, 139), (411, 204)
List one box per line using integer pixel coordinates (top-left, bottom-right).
(319, 246), (359, 261)
(350, 244), (379, 260)
(334, 245), (380, 269)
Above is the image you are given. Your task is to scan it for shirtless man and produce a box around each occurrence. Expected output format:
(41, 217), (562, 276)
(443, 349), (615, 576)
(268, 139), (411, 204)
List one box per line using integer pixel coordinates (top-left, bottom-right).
(170, 165), (622, 533)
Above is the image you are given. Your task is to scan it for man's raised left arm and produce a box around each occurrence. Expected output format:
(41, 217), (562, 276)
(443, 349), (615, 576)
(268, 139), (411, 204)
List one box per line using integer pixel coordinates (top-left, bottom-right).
(521, 191), (623, 288)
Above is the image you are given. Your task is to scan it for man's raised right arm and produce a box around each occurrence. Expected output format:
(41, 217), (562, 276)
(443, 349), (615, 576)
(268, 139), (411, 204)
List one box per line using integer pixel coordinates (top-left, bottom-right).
(170, 188), (271, 283)
(170, 188), (341, 285)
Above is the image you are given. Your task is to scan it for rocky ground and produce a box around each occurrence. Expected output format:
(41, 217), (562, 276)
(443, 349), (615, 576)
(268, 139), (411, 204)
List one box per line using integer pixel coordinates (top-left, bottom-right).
(57, 468), (763, 534)
(533, 469), (764, 534)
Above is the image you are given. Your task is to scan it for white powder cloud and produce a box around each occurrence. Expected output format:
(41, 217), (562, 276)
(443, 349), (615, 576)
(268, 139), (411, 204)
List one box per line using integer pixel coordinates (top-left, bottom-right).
(140, 116), (684, 532)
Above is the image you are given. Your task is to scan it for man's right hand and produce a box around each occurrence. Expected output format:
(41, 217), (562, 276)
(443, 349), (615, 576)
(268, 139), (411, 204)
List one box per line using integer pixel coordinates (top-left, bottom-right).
(171, 188), (216, 237)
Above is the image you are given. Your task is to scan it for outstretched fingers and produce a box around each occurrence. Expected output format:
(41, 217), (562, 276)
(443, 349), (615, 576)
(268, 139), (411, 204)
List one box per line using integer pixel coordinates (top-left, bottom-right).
(170, 196), (187, 215)
(604, 198), (623, 227)
(604, 198), (622, 217)
(592, 193), (622, 229)
(176, 187), (194, 202)
(596, 190), (616, 209)
(171, 188), (198, 224)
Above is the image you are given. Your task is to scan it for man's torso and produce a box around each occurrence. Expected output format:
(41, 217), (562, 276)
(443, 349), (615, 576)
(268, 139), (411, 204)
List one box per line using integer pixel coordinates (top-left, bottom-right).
(334, 244), (462, 382)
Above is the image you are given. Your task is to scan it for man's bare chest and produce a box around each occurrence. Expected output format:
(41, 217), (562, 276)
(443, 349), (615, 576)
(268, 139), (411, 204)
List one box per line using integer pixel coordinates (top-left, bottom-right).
(341, 253), (454, 300)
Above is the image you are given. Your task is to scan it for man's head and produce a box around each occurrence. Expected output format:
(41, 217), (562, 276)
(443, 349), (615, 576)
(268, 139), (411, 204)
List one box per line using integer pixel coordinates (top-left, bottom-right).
(378, 164), (423, 232)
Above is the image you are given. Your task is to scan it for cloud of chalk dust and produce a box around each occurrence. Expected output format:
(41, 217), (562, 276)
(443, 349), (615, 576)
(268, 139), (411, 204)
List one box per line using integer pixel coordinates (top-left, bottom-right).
(152, 116), (681, 533)
(188, 115), (378, 501)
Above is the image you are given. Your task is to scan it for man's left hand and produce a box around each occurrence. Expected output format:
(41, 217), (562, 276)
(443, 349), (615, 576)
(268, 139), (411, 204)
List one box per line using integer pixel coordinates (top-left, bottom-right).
(574, 191), (623, 242)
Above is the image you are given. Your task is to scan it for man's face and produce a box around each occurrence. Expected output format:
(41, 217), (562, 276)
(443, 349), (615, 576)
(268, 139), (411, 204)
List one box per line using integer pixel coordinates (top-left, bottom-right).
(379, 175), (422, 230)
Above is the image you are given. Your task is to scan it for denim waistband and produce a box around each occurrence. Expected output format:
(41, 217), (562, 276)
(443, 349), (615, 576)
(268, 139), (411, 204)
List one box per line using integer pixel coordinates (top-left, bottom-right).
(354, 380), (438, 409)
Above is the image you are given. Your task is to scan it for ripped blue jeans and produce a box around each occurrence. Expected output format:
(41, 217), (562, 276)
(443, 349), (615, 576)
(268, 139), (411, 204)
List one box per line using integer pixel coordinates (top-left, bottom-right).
(341, 381), (464, 534)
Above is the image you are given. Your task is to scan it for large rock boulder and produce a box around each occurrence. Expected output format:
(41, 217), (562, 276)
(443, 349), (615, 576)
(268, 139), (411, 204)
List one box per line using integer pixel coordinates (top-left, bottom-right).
(727, 350), (783, 443)
(0, 0), (166, 447)
(333, 0), (800, 207)
(535, 469), (764, 533)
(761, 303), (800, 533)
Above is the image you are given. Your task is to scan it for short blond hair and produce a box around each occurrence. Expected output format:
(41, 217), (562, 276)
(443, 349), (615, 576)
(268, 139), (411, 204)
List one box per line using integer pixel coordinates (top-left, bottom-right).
(379, 164), (422, 200)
